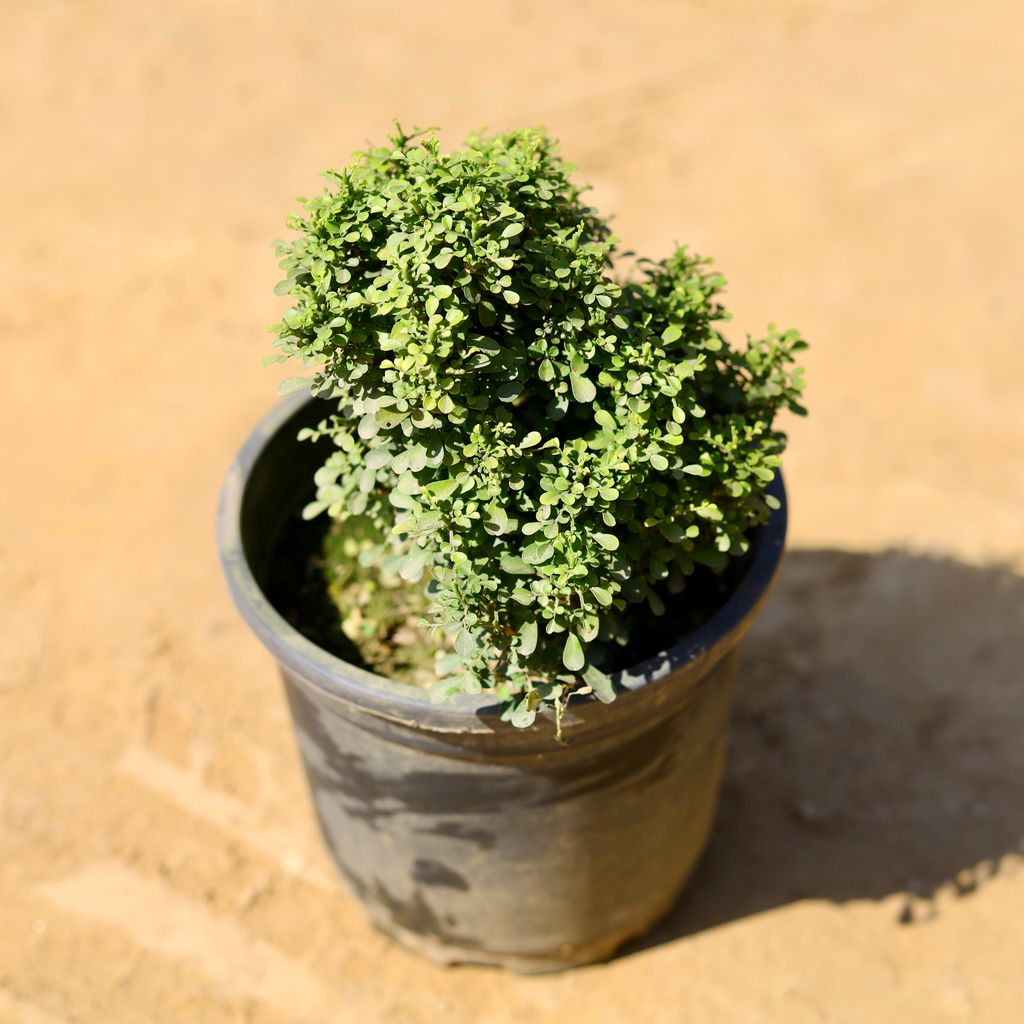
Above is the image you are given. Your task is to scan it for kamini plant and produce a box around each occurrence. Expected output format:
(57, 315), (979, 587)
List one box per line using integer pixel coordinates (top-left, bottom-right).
(269, 126), (806, 735)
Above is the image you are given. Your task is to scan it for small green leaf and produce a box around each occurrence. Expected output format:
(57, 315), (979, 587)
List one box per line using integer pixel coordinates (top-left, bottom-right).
(501, 553), (532, 575)
(696, 502), (723, 522)
(593, 533), (619, 551)
(365, 448), (392, 469)
(522, 540), (554, 565)
(404, 511), (444, 536)
(375, 408), (409, 428)
(424, 477), (460, 500)
(396, 472), (421, 495)
(584, 665), (615, 703)
(662, 324), (683, 344)
(277, 376), (311, 396)
(693, 549), (728, 570)
(518, 620), (538, 656)
(562, 632), (585, 672)
(455, 629), (478, 657)
(509, 698), (537, 729)
(388, 488), (420, 511)
(301, 499), (329, 520)
(398, 546), (430, 581)
(570, 372), (596, 403)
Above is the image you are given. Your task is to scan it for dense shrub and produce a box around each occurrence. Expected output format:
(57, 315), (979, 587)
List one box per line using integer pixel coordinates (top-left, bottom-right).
(269, 126), (806, 732)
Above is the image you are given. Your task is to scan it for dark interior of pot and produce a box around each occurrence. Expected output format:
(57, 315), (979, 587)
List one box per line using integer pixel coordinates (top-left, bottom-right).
(239, 398), (335, 591)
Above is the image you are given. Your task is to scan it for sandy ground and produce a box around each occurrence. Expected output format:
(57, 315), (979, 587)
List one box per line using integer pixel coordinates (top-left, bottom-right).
(2, 0), (1023, 1021)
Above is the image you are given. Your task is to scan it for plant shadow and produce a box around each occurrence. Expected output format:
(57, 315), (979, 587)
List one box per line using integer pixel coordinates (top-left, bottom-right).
(626, 547), (1024, 954)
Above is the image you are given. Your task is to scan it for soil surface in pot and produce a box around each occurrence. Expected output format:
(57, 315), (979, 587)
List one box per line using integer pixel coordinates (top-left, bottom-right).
(264, 501), (755, 686)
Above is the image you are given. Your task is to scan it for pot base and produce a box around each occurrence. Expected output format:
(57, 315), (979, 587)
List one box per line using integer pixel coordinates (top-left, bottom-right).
(367, 908), (662, 974)
(361, 878), (688, 974)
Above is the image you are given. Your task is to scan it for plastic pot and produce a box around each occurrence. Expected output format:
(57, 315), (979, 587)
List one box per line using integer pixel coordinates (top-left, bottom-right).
(217, 393), (787, 972)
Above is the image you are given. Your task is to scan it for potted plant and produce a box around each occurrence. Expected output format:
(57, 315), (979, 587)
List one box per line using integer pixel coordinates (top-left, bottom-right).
(218, 126), (806, 971)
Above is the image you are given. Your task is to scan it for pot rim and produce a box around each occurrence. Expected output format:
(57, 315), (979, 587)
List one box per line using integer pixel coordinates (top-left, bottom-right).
(217, 392), (787, 737)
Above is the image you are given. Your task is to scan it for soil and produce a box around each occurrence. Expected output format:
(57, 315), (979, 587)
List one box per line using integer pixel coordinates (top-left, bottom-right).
(2, 1), (1024, 1022)
(265, 511), (448, 686)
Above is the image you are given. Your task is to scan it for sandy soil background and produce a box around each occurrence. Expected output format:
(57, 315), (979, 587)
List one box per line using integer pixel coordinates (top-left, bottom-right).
(2, 1), (1023, 1021)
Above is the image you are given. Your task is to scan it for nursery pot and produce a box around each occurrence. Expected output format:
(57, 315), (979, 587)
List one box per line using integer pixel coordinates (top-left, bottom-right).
(217, 393), (788, 972)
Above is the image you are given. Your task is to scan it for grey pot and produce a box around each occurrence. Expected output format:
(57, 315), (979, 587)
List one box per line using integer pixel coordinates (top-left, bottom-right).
(217, 393), (787, 972)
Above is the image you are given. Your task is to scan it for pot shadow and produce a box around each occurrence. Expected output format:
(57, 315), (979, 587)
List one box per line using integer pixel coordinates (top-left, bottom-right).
(626, 547), (1024, 954)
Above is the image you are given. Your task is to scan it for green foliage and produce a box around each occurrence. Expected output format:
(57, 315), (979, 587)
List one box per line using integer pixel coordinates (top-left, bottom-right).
(270, 125), (807, 729)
